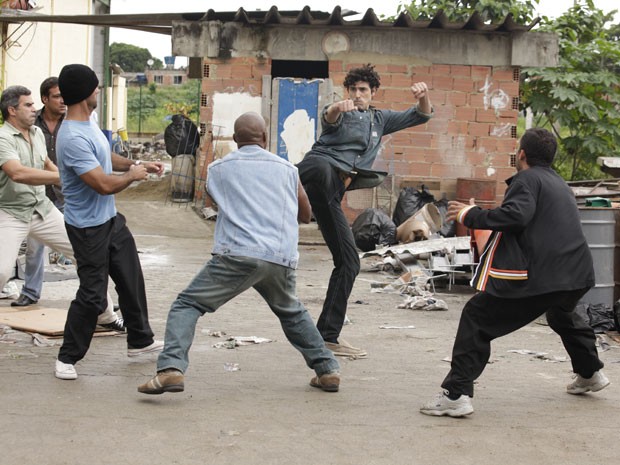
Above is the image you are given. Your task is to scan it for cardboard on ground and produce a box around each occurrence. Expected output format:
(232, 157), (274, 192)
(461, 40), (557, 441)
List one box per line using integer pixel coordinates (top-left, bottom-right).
(0, 306), (115, 337)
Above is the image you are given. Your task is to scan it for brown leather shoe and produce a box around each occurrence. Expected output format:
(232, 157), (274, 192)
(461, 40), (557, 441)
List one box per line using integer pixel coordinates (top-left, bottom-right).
(309, 372), (340, 392)
(138, 369), (184, 395)
(325, 340), (367, 358)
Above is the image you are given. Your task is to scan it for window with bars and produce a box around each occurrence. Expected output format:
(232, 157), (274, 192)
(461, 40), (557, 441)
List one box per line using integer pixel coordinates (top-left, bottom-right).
(203, 64), (210, 78)
(201, 93), (208, 107)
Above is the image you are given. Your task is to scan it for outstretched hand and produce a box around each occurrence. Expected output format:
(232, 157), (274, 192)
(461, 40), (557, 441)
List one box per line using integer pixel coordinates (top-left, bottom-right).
(447, 198), (475, 222)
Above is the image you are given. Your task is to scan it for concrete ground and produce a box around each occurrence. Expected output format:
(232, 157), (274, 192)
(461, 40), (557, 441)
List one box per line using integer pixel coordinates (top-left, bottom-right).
(1, 187), (619, 465)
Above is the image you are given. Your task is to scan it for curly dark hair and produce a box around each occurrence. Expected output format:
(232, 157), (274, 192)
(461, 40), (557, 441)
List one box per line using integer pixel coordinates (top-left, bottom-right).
(343, 64), (381, 90)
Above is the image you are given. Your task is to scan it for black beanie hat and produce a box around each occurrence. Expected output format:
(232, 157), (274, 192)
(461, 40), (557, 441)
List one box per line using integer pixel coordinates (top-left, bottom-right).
(58, 64), (99, 106)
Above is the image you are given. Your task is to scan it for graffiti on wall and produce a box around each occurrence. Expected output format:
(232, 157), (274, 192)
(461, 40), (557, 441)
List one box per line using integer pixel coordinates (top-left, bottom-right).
(490, 123), (512, 137)
(479, 76), (509, 116)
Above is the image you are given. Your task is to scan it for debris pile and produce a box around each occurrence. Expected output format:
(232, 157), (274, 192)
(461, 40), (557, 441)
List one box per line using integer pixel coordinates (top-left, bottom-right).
(362, 236), (474, 311)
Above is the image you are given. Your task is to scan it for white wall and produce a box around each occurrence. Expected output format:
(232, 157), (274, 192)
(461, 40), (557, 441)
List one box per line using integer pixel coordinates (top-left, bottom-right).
(2, 0), (93, 107)
(106, 75), (126, 133)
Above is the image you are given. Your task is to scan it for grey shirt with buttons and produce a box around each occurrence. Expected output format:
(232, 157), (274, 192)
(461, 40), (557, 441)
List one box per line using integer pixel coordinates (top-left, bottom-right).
(303, 104), (433, 190)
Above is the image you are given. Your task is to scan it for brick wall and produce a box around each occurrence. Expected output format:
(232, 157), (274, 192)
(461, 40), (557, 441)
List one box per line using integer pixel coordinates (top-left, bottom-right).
(196, 57), (268, 201)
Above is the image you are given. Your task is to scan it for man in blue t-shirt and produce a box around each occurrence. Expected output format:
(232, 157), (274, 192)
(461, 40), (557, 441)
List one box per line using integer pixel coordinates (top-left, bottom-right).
(13, 77), (125, 333)
(54, 64), (165, 381)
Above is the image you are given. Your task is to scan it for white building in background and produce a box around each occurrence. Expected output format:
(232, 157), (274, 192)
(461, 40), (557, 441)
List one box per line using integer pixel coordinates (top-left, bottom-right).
(0, 0), (126, 132)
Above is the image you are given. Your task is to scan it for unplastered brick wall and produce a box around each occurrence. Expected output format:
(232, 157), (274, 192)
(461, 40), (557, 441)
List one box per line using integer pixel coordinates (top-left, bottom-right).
(196, 56), (269, 200)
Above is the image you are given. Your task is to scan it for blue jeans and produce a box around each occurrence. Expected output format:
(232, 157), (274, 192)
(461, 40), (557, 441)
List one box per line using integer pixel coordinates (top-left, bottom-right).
(21, 237), (45, 301)
(21, 199), (64, 301)
(157, 254), (339, 376)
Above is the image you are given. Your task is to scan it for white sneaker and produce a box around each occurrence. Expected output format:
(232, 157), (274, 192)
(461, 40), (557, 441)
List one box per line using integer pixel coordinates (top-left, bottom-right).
(420, 390), (474, 417)
(567, 371), (610, 395)
(127, 340), (164, 357)
(0, 280), (19, 299)
(55, 360), (77, 380)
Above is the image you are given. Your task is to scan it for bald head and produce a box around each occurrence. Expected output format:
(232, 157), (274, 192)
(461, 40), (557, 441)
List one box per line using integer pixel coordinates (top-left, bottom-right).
(233, 112), (267, 148)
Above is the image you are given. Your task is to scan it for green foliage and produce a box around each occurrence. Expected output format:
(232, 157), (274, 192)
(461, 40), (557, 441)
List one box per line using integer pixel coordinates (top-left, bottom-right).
(521, 0), (620, 180)
(126, 79), (200, 134)
(391, 0), (539, 23)
(110, 42), (163, 73)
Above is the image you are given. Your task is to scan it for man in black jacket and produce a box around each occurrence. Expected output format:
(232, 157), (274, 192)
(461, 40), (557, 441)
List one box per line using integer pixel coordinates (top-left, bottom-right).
(420, 128), (609, 417)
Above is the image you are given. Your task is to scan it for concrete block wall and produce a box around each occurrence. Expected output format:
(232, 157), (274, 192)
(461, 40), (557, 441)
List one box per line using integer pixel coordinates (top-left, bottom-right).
(198, 57), (520, 220)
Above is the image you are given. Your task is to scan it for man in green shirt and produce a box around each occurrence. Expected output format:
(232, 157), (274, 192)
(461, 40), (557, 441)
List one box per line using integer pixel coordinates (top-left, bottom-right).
(0, 85), (73, 292)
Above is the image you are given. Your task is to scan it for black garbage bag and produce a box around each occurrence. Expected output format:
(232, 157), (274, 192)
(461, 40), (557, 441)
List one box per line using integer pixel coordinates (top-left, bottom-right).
(586, 303), (615, 333)
(351, 208), (397, 252)
(164, 114), (200, 157)
(614, 300), (620, 331)
(392, 186), (435, 227)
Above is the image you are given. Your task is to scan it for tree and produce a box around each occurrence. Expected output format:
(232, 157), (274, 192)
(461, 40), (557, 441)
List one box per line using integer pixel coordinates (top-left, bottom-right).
(520, 0), (620, 180)
(110, 42), (163, 72)
(391, 0), (539, 23)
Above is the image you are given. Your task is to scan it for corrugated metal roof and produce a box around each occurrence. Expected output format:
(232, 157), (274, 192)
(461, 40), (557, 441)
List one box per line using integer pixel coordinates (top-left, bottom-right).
(0, 6), (540, 35)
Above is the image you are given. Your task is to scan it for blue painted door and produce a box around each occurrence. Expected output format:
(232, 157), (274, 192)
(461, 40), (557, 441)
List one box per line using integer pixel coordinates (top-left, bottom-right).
(276, 79), (320, 163)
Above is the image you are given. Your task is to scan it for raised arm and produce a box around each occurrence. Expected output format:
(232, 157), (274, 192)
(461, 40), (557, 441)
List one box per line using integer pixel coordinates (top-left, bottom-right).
(323, 99), (356, 124)
(411, 82), (432, 114)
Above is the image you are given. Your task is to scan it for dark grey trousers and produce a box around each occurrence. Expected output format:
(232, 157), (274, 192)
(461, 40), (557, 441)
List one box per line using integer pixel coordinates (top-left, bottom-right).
(442, 288), (604, 397)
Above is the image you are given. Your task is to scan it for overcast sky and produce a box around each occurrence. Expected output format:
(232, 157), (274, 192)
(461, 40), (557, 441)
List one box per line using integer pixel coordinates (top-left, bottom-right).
(109, 0), (619, 65)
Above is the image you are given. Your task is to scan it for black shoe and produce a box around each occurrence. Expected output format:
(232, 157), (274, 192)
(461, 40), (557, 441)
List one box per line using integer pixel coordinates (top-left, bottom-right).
(98, 316), (126, 332)
(11, 294), (38, 307)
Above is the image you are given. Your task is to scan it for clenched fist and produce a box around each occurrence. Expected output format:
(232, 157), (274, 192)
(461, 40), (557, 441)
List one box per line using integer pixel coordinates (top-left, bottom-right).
(331, 99), (356, 113)
(411, 82), (428, 100)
